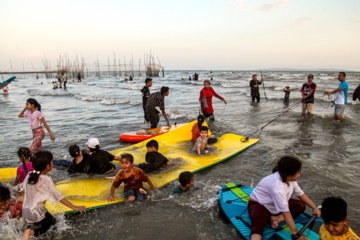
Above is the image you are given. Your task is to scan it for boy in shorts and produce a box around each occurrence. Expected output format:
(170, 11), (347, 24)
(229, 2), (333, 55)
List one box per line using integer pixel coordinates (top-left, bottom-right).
(173, 171), (194, 194)
(107, 153), (157, 202)
(319, 196), (359, 239)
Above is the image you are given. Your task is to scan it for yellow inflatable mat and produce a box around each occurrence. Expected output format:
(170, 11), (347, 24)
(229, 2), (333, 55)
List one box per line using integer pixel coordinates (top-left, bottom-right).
(0, 120), (259, 214)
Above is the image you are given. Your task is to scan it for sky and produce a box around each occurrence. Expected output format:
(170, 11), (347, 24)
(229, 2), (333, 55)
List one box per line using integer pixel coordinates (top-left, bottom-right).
(0, 0), (359, 71)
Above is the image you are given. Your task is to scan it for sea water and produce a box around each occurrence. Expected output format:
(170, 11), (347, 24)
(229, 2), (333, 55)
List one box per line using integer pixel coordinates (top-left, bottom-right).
(0, 71), (359, 239)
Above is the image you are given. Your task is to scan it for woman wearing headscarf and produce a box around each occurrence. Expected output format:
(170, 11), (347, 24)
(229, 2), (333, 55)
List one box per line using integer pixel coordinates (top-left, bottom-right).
(199, 80), (227, 122)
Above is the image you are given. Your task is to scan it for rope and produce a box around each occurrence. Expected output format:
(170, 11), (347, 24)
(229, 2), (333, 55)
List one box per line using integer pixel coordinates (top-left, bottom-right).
(240, 100), (302, 142)
(319, 92), (335, 108)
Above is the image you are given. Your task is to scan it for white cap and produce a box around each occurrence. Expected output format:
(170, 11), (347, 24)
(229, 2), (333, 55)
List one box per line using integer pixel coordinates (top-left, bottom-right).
(85, 138), (100, 148)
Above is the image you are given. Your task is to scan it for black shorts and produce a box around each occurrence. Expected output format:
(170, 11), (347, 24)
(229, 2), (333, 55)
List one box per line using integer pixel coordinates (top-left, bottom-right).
(124, 188), (148, 202)
(27, 211), (56, 236)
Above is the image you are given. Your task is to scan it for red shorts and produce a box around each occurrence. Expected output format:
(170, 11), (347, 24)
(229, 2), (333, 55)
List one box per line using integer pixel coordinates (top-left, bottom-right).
(248, 199), (305, 236)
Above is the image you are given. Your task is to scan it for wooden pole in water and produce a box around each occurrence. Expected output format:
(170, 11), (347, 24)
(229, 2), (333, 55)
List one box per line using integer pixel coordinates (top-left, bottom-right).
(9, 58), (14, 73)
(124, 57), (126, 77)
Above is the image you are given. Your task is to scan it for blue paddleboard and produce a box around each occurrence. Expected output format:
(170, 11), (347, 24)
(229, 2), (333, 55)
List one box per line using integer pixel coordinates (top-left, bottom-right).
(0, 76), (16, 89)
(219, 183), (323, 240)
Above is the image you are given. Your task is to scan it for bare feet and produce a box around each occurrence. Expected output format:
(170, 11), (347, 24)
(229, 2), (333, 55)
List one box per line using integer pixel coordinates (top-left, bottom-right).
(24, 229), (34, 240)
(270, 215), (284, 229)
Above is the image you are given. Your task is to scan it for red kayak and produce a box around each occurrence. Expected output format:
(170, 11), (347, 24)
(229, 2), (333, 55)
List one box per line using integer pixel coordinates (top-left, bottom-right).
(119, 123), (187, 143)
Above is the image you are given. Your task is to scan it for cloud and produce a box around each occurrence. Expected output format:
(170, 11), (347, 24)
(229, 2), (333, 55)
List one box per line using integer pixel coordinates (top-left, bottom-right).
(348, 17), (360, 24)
(230, 0), (290, 12)
(288, 17), (314, 27)
(258, 0), (289, 12)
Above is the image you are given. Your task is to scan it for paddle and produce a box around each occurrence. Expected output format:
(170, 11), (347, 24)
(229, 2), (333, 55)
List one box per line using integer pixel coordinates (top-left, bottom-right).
(261, 71), (268, 102)
(291, 213), (318, 240)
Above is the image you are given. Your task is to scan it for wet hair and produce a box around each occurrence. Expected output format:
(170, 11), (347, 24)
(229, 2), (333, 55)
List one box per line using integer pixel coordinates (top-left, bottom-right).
(339, 72), (346, 78)
(28, 151), (53, 185)
(321, 196), (347, 223)
(69, 145), (80, 158)
(17, 147), (31, 174)
(145, 78), (152, 84)
(120, 153), (134, 164)
(197, 115), (205, 128)
(27, 98), (41, 112)
(0, 186), (10, 202)
(179, 171), (194, 187)
(200, 126), (209, 133)
(272, 156), (302, 183)
(161, 86), (169, 95)
(146, 140), (159, 150)
(252, 74), (257, 78)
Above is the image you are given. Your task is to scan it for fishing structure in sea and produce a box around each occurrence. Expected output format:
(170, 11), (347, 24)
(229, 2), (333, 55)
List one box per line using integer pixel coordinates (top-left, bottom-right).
(1, 51), (164, 79)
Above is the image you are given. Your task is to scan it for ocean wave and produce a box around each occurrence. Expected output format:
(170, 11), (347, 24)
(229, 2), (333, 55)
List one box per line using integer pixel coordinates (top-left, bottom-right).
(28, 89), (73, 97)
(167, 108), (197, 120)
(130, 101), (142, 106)
(100, 85), (120, 88)
(74, 94), (129, 105)
(118, 85), (143, 90)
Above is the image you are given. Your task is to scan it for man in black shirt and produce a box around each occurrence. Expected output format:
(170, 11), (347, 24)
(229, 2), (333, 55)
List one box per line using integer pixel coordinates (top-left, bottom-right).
(249, 74), (263, 102)
(141, 78), (152, 125)
(301, 74), (316, 117)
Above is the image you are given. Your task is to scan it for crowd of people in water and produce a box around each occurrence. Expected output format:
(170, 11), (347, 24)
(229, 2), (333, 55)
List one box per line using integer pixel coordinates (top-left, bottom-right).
(1, 71), (359, 240)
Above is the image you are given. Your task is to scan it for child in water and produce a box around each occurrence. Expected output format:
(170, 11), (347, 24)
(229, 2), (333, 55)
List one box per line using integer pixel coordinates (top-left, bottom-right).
(137, 140), (174, 173)
(67, 144), (89, 174)
(107, 153), (157, 202)
(283, 86), (290, 104)
(0, 186), (22, 220)
(191, 115), (217, 144)
(18, 98), (55, 154)
(319, 196), (359, 239)
(173, 171), (194, 194)
(14, 151), (86, 240)
(13, 147), (34, 186)
(194, 126), (214, 155)
(248, 156), (320, 240)
(83, 138), (119, 174)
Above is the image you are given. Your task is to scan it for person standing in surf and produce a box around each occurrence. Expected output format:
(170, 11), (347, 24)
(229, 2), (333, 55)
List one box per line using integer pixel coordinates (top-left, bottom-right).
(141, 78), (152, 125)
(210, 71), (214, 81)
(249, 74), (263, 102)
(325, 72), (349, 121)
(301, 74), (316, 117)
(199, 80), (227, 122)
(248, 156), (320, 240)
(145, 86), (170, 128)
(18, 98), (55, 154)
(61, 72), (68, 89)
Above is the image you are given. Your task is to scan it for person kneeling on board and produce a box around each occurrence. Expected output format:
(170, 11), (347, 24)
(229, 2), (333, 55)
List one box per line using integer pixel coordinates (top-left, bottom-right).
(248, 156), (320, 240)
